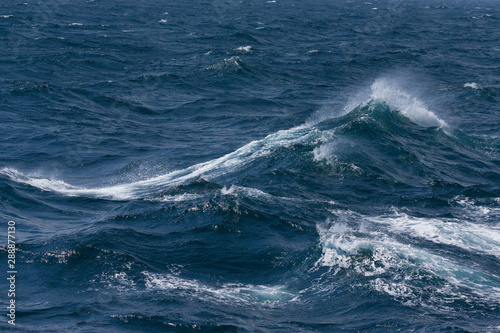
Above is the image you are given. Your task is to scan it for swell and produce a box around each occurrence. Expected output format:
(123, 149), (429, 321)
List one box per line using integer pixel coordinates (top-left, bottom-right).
(2, 79), (499, 202)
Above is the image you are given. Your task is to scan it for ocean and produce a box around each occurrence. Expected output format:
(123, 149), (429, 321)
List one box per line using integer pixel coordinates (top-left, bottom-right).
(1, 0), (499, 331)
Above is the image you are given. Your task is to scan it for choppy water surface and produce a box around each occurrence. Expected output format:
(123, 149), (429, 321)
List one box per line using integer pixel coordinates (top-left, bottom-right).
(1, 0), (500, 331)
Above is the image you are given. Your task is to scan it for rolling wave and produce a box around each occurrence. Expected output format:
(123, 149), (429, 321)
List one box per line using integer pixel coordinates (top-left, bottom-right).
(2, 81), (499, 202)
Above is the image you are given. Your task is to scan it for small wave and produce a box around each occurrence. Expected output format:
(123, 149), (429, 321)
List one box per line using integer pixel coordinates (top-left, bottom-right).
(68, 23), (83, 26)
(235, 46), (253, 53)
(206, 56), (244, 73)
(464, 82), (480, 90)
(0, 126), (315, 200)
(0, 15), (13, 18)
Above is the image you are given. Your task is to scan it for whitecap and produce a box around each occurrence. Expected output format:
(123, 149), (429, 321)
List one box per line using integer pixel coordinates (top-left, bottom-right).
(315, 213), (500, 305)
(370, 211), (500, 258)
(464, 82), (480, 89)
(0, 125), (316, 200)
(369, 78), (447, 127)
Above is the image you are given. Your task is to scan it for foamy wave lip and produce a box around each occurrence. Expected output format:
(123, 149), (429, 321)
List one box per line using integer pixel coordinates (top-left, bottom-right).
(369, 78), (447, 127)
(1, 167), (79, 192)
(0, 125), (315, 200)
(235, 46), (252, 53)
(143, 272), (296, 304)
(0, 167), (133, 200)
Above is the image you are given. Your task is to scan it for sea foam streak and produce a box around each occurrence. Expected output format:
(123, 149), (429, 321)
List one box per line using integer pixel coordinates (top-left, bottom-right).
(371, 211), (500, 257)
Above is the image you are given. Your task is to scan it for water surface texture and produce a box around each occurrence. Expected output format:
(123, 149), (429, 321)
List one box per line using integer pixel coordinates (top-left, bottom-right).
(1, 0), (500, 331)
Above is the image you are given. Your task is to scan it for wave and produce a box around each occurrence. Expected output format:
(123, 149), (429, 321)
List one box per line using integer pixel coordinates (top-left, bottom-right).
(371, 210), (500, 258)
(369, 78), (447, 127)
(0, 125), (315, 200)
(315, 210), (500, 307)
(205, 56), (250, 75)
(2, 78), (498, 201)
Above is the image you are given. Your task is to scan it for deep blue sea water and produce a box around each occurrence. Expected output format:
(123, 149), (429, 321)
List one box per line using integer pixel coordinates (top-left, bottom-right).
(1, 0), (500, 331)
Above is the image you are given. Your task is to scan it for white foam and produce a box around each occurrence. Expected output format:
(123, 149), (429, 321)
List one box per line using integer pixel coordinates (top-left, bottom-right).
(313, 141), (338, 164)
(68, 23), (83, 26)
(0, 125), (315, 200)
(454, 196), (500, 221)
(316, 212), (500, 305)
(158, 19), (167, 23)
(370, 78), (447, 127)
(155, 193), (204, 202)
(235, 46), (252, 52)
(0, 15), (13, 18)
(371, 211), (500, 258)
(206, 56), (242, 71)
(221, 184), (271, 199)
(101, 271), (137, 293)
(464, 82), (480, 89)
(143, 272), (295, 304)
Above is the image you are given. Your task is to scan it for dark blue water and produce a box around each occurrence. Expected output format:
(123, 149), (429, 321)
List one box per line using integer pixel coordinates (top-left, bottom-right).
(1, 0), (500, 331)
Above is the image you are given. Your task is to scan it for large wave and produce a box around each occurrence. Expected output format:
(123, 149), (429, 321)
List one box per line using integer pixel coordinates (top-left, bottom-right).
(2, 79), (498, 201)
